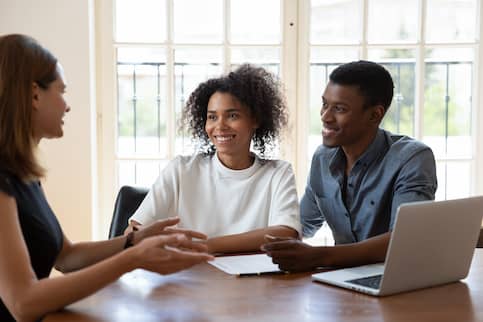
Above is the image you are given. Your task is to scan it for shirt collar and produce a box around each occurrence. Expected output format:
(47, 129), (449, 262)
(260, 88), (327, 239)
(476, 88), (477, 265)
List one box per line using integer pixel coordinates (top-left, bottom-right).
(213, 152), (260, 178)
(353, 128), (388, 168)
(328, 128), (388, 175)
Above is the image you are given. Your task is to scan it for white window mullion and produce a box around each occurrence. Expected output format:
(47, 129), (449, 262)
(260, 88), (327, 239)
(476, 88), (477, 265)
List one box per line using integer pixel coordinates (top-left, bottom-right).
(166, 0), (175, 159)
(97, 0), (118, 239)
(414, 0), (427, 140)
(361, 0), (368, 58)
(294, 0), (310, 193)
(223, 0), (231, 72)
(475, 0), (483, 196)
(281, 0), (298, 176)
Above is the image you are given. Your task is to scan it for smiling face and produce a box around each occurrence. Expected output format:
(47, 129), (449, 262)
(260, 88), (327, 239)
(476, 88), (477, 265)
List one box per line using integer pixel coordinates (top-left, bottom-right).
(321, 82), (382, 156)
(205, 91), (258, 169)
(31, 63), (70, 142)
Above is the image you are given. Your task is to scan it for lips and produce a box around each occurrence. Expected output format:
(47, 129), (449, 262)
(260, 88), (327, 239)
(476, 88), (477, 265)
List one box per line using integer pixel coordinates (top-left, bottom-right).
(322, 126), (338, 137)
(214, 134), (236, 143)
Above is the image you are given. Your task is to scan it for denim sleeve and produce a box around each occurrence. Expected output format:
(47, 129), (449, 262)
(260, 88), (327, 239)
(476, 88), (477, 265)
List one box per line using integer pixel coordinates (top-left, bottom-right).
(390, 148), (438, 228)
(300, 183), (326, 238)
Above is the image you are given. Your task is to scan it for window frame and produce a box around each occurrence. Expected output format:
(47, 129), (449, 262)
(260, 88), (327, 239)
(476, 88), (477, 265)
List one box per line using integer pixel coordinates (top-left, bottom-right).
(300, 0), (482, 200)
(96, 0), (483, 239)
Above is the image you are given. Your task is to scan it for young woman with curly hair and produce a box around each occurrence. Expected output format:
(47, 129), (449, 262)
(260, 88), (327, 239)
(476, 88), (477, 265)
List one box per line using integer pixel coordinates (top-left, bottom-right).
(127, 64), (301, 254)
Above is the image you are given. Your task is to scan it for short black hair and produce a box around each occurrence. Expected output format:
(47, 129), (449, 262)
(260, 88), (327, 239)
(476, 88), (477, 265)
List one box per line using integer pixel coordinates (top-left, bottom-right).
(181, 64), (288, 157)
(329, 60), (394, 112)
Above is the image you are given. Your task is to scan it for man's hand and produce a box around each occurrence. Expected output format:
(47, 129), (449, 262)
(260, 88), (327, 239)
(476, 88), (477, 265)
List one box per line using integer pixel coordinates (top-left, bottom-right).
(263, 233), (391, 271)
(261, 235), (326, 272)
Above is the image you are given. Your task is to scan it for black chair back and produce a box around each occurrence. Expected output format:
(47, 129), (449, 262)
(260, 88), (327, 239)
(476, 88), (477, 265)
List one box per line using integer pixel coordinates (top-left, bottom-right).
(109, 185), (149, 238)
(477, 228), (483, 248)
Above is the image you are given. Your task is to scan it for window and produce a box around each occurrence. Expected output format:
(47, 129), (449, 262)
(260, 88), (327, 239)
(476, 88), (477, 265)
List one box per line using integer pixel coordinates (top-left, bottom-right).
(97, 0), (483, 239)
(113, 0), (283, 188)
(305, 0), (479, 201)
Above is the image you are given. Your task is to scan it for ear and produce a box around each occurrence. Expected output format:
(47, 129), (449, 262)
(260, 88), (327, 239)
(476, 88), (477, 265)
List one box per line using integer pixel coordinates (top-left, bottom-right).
(32, 82), (41, 110)
(369, 105), (385, 124)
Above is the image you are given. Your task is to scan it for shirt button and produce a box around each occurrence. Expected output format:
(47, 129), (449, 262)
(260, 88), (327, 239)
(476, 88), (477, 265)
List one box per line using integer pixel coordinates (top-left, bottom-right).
(348, 183), (353, 187)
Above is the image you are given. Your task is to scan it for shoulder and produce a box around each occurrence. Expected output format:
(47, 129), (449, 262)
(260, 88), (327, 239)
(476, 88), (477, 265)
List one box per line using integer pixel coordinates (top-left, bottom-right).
(385, 132), (434, 160)
(255, 158), (297, 191)
(257, 157), (293, 173)
(311, 144), (338, 163)
(169, 153), (211, 168)
(164, 154), (216, 179)
(0, 169), (17, 197)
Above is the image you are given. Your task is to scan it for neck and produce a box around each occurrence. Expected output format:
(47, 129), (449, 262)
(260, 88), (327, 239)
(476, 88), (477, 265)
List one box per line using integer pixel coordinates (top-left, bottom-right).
(32, 127), (41, 146)
(217, 152), (254, 170)
(342, 129), (378, 174)
(33, 135), (41, 146)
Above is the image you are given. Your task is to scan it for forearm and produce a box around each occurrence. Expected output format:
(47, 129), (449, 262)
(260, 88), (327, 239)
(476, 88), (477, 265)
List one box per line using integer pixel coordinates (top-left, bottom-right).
(15, 250), (135, 322)
(55, 237), (127, 273)
(320, 232), (391, 268)
(208, 225), (298, 254)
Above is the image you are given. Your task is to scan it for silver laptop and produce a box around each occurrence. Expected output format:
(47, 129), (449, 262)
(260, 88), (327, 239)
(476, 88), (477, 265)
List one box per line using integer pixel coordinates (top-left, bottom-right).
(312, 196), (483, 296)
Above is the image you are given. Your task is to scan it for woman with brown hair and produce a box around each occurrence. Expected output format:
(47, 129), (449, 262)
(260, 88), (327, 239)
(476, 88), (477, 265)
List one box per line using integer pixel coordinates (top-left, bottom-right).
(0, 34), (213, 322)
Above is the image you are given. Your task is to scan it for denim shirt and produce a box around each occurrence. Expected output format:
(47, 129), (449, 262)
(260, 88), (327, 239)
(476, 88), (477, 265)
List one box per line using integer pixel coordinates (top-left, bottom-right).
(301, 129), (437, 244)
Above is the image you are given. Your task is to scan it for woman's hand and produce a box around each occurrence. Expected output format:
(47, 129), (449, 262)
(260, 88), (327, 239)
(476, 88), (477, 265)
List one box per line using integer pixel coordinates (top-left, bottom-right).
(128, 234), (214, 274)
(130, 218), (209, 253)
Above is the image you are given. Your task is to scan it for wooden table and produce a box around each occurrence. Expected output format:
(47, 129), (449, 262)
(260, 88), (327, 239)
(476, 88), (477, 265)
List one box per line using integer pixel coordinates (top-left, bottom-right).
(45, 249), (483, 322)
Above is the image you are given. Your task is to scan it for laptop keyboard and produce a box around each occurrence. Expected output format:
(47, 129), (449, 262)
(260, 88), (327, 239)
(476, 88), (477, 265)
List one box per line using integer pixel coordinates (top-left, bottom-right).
(346, 274), (382, 289)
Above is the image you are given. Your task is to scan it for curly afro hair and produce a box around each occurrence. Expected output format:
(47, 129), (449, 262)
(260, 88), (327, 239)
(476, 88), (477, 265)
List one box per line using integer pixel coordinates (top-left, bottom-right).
(181, 64), (288, 158)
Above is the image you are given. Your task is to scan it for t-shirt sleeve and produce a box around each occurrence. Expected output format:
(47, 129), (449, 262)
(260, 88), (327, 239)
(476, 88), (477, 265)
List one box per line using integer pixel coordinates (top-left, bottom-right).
(129, 158), (179, 225)
(0, 172), (14, 197)
(390, 147), (438, 228)
(268, 163), (302, 237)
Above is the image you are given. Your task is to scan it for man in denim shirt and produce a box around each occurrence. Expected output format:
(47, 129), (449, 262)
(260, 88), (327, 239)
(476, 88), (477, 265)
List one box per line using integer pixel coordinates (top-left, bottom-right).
(263, 61), (437, 271)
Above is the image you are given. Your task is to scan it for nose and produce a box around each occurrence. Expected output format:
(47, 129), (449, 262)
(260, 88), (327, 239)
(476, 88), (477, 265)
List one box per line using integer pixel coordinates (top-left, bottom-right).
(215, 116), (229, 129)
(320, 107), (333, 123)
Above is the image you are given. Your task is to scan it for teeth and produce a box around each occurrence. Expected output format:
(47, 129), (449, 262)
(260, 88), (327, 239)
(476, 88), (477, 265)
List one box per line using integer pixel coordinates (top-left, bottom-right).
(215, 135), (235, 142)
(322, 127), (337, 136)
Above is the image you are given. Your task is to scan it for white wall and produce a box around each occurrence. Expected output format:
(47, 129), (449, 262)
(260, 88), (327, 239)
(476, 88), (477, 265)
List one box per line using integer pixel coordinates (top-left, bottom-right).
(0, 0), (97, 242)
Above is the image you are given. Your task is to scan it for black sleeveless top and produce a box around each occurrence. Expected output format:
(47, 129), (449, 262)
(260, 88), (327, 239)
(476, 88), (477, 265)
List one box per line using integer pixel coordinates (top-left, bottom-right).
(0, 170), (63, 321)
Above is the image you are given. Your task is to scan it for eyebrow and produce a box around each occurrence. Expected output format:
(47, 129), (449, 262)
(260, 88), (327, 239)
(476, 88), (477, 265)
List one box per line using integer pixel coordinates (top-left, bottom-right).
(322, 96), (349, 106)
(207, 108), (241, 113)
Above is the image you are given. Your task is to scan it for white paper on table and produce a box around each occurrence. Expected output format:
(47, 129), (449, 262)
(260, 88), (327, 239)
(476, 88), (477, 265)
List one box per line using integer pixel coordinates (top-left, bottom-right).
(208, 254), (284, 276)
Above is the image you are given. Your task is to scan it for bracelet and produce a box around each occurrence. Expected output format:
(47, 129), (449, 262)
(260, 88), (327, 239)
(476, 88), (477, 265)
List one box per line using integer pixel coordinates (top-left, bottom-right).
(124, 231), (135, 249)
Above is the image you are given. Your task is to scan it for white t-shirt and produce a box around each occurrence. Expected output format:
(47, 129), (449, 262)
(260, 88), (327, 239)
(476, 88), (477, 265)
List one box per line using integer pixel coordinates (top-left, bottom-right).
(130, 153), (301, 238)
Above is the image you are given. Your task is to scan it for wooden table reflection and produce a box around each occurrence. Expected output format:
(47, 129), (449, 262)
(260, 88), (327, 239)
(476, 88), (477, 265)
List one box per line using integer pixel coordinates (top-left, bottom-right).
(44, 249), (483, 322)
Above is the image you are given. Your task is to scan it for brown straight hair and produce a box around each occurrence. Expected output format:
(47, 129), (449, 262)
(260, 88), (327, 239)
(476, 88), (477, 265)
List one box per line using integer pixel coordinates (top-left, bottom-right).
(0, 34), (58, 181)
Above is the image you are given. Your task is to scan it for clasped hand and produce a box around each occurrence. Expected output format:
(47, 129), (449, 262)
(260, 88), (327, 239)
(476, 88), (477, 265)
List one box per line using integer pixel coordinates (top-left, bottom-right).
(261, 235), (322, 272)
(126, 218), (213, 274)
